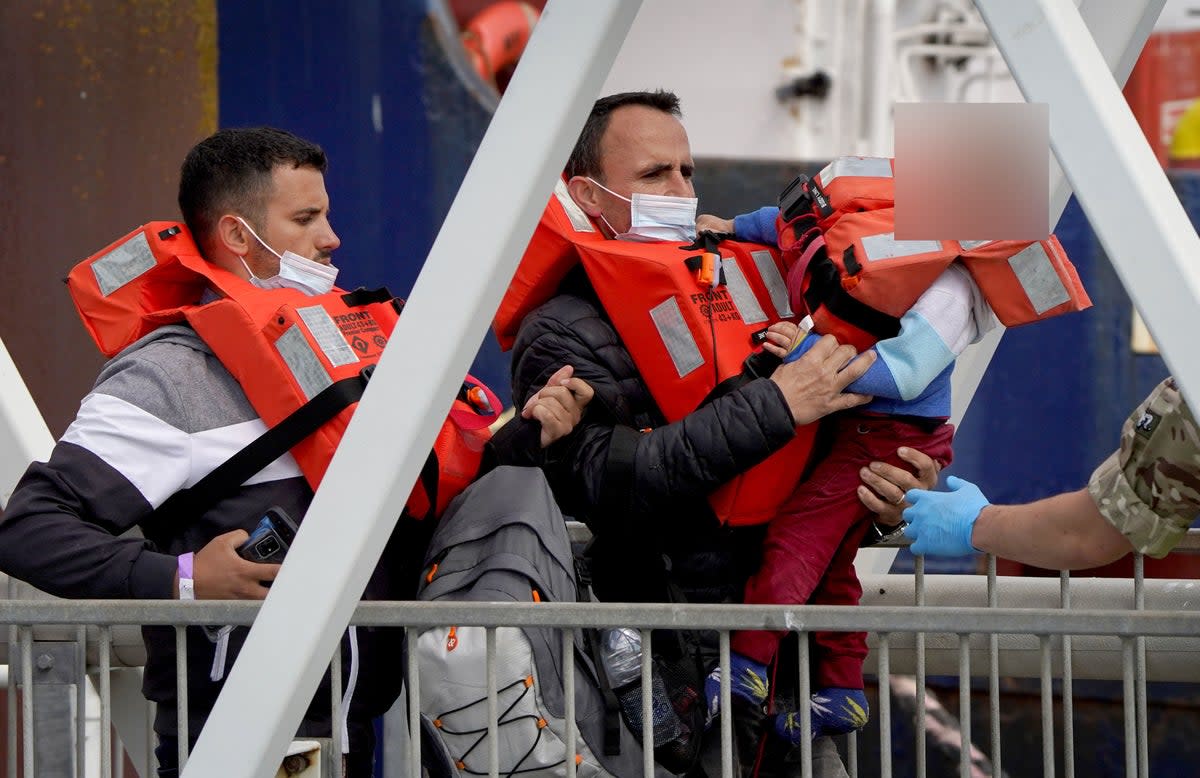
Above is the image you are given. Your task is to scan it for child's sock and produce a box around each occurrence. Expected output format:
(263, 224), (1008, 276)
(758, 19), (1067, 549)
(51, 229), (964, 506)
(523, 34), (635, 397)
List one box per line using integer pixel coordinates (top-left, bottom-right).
(773, 687), (870, 742)
(703, 652), (770, 724)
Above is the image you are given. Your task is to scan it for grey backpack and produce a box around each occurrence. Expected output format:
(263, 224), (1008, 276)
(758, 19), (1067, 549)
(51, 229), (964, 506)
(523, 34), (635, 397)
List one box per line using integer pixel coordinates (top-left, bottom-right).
(415, 466), (674, 777)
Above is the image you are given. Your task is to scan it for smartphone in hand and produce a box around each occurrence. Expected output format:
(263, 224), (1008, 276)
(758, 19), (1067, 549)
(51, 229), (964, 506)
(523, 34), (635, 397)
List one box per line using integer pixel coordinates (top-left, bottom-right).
(236, 507), (299, 564)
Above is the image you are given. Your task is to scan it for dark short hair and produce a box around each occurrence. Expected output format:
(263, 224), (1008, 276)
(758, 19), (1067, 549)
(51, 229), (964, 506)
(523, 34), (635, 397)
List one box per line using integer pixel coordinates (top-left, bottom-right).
(178, 126), (327, 251)
(564, 90), (682, 181)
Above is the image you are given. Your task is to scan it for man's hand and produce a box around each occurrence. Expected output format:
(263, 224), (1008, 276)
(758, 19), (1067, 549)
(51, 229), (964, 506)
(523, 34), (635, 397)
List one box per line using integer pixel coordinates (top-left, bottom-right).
(696, 214), (735, 234)
(902, 476), (991, 556)
(769, 335), (873, 426)
(190, 530), (280, 600)
(521, 365), (595, 447)
(857, 446), (941, 526)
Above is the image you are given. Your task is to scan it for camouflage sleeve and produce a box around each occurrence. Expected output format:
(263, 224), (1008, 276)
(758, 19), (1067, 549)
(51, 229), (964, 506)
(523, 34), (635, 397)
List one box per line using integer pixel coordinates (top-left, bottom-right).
(1088, 377), (1200, 557)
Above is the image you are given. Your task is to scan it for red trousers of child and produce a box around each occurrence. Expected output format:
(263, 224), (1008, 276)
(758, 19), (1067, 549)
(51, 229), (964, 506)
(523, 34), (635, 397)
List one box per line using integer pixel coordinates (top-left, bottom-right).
(731, 412), (954, 689)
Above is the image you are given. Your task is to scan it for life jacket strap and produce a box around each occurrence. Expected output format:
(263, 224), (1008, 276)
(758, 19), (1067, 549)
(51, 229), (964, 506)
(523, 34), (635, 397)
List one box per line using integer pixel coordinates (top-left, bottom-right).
(339, 286), (404, 315)
(803, 251), (901, 343)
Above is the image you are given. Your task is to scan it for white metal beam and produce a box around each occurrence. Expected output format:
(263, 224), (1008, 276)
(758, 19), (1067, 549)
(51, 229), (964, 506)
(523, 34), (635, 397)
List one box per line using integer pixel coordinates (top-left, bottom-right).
(857, 0), (1165, 577)
(952, 0), (1165, 428)
(0, 333), (157, 775)
(182, 1), (644, 775)
(973, 0), (1200, 405)
(0, 339), (54, 505)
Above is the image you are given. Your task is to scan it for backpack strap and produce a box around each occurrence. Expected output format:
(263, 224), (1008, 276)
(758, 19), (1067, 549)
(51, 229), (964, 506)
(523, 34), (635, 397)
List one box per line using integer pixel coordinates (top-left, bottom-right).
(575, 554), (624, 757)
(142, 368), (372, 538)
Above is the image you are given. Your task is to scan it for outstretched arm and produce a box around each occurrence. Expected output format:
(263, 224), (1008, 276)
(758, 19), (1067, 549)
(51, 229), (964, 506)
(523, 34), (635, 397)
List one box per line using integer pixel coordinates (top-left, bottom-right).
(903, 477), (1134, 569)
(972, 491), (1133, 569)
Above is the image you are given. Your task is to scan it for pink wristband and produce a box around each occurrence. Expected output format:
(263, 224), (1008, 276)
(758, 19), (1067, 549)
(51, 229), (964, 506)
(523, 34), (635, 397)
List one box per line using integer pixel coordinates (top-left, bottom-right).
(178, 552), (194, 580)
(178, 552), (195, 600)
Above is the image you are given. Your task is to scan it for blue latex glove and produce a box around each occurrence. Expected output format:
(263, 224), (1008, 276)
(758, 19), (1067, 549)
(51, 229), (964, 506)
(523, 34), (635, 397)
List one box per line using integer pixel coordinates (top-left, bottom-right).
(902, 475), (990, 556)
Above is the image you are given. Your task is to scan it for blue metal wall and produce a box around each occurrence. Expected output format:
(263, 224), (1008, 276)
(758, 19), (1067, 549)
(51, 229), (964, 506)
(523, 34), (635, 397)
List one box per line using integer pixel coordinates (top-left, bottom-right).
(952, 183), (1179, 505)
(217, 0), (511, 396)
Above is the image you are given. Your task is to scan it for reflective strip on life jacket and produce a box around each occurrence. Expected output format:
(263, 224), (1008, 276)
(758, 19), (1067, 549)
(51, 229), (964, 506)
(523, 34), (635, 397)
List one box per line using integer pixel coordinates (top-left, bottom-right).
(721, 259), (769, 325)
(860, 233), (944, 262)
(1009, 243), (1073, 313)
(750, 249), (793, 318)
(91, 230), (157, 295)
(649, 297), (705, 379)
(813, 156), (895, 229)
(957, 235), (1091, 327)
(817, 155), (893, 185)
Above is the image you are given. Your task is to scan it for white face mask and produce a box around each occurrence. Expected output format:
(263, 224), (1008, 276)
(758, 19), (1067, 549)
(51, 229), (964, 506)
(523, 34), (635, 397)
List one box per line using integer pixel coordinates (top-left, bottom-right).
(587, 178), (698, 243)
(235, 216), (339, 296)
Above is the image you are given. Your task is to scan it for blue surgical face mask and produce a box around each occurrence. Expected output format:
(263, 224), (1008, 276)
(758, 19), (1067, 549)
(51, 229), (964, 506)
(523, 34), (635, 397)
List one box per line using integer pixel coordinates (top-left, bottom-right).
(586, 178), (698, 243)
(235, 216), (339, 296)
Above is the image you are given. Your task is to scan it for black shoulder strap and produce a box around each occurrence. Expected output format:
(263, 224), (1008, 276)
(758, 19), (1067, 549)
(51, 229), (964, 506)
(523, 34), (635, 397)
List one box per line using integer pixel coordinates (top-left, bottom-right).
(599, 424), (641, 519)
(143, 369), (371, 537)
(803, 250), (901, 342)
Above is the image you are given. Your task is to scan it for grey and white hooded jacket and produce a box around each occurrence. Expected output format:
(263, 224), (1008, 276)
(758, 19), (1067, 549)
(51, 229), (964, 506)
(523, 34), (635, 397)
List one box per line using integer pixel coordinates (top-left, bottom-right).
(0, 324), (411, 752)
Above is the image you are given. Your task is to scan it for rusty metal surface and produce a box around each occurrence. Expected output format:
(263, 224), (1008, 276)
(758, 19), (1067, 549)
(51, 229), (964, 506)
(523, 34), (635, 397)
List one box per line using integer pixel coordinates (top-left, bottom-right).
(0, 0), (216, 435)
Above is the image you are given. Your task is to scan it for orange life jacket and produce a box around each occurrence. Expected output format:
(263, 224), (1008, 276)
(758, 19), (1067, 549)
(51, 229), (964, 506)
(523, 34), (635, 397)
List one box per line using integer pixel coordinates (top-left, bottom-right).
(495, 182), (816, 527)
(781, 159), (1093, 351)
(67, 222), (500, 519)
(811, 156), (896, 230)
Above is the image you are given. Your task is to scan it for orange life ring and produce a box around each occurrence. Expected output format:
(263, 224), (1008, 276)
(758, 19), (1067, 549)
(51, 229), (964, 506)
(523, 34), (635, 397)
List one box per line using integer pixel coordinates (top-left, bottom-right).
(460, 1), (540, 90)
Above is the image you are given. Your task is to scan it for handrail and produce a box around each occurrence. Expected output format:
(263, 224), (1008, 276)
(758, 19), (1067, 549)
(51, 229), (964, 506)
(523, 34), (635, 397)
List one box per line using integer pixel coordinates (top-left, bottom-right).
(0, 598), (1195, 636)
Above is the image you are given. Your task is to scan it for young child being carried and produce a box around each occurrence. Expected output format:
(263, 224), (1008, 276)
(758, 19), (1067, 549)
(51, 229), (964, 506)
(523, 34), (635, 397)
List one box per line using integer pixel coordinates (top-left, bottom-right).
(707, 202), (996, 762)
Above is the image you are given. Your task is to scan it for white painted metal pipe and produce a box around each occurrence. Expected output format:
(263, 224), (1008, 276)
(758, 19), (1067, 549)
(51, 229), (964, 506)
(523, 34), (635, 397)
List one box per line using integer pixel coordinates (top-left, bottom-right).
(974, 0), (1200, 407)
(0, 339), (53, 508)
(868, 0), (897, 155)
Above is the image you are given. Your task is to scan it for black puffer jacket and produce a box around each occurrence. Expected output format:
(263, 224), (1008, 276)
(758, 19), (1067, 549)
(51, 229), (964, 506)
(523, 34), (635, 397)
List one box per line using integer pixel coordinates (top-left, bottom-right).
(508, 267), (799, 604)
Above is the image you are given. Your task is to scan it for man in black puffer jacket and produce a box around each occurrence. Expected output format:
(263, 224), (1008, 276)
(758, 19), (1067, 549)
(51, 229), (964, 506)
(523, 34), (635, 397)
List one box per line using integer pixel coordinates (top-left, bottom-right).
(500, 90), (941, 776)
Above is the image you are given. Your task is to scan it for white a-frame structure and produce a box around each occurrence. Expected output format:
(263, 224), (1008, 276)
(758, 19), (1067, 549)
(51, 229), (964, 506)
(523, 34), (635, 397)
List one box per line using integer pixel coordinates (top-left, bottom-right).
(15, 0), (1169, 774)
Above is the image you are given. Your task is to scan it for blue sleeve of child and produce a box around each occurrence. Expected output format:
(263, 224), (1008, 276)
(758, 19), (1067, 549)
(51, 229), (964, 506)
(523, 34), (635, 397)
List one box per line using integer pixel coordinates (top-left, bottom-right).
(783, 333), (905, 399)
(844, 348), (905, 398)
(733, 206), (780, 245)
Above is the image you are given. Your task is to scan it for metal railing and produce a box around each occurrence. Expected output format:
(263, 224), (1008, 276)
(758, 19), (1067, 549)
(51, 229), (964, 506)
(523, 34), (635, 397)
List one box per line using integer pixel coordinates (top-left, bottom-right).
(3, 542), (1200, 778)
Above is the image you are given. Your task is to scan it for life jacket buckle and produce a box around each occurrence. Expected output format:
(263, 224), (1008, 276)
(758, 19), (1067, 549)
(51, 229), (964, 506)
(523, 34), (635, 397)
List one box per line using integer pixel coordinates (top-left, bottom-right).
(682, 231), (725, 289)
(779, 174), (834, 221)
(460, 381), (494, 415)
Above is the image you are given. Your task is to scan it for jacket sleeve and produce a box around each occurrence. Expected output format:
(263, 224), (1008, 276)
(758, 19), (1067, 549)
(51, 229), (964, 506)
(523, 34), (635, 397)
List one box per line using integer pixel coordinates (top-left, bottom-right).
(509, 296), (797, 527)
(733, 206), (781, 245)
(0, 356), (189, 600)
